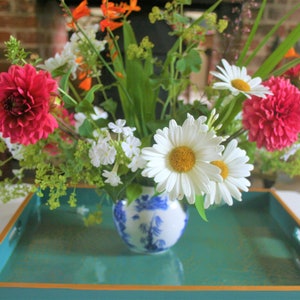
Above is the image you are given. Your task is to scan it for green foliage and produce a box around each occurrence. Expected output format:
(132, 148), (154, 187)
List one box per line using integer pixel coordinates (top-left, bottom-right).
(0, 181), (31, 204)
(83, 205), (103, 227)
(126, 183), (143, 205)
(195, 194), (207, 222)
(256, 148), (300, 178)
(176, 49), (202, 74)
(216, 1), (300, 132)
(2, 0), (300, 225)
(0, 139), (6, 153)
(17, 134), (105, 210)
(4, 36), (30, 65)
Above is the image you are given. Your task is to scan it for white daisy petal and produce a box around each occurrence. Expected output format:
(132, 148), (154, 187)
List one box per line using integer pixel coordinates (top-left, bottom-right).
(141, 115), (223, 204)
(210, 59), (272, 98)
(204, 139), (253, 208)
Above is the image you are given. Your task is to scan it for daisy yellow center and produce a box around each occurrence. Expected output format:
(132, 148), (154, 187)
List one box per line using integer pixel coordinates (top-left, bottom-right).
(231, 79), (250, 92)
(211, 160), (229, 179)
(169, 146), (196, 173)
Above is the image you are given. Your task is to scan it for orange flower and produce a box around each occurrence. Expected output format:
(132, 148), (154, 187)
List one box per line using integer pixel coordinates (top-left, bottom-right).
(67, 0), (91, 29)
(285, 47), (300, 58)
(75, 57), (92, 91)
(100, 0), (140, 31)
(79, 76), (92, 91)
(123, 0), (141, 17)
(101, 1), (126, 19)
(100, 19), (123, 32)
(115, 71), (124, 78)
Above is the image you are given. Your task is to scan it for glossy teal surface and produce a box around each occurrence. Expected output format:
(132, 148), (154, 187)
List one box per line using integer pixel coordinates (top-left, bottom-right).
(0, 189), (300, 288)
(0, 194), (40, 273)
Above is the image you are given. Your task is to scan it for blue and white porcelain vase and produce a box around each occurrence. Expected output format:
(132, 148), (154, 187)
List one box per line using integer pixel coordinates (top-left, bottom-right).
(112, 186), (189, 254)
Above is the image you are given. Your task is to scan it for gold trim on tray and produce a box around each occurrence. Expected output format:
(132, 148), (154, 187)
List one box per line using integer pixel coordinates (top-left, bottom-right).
(271, 190), (300, 226)
(0, 192), (34, 243)
(0, 282), (300, 291)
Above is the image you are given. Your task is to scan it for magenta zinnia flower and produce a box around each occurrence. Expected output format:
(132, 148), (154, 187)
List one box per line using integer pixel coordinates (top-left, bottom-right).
(0, 64), (58, 145)
(242, 76), (300, 151)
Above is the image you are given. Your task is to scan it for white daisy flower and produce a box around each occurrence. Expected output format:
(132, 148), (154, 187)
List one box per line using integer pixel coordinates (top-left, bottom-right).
(141, 115), (224, 204)
(102, 170), (122, 186)
(204, 139), (254, 208)
(210, 59), (272, 98)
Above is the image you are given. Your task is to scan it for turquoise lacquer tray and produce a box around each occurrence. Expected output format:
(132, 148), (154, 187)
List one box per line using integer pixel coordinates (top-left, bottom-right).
(0, 188), (300, 299)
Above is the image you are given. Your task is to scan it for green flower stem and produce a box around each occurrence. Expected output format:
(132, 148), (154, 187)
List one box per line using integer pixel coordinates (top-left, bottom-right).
(75, 22), (134, 106)
(0, 155), (13, 167)
(58, 87), (78, 106)
(242, 2), (300, 68)
(272, 57), (300, 77)
(225, 127), (246, 144)
(217, 94), (244, 131)
(68, 80), (83, 103)
(237, 0), (267, 66)
(61, 0), (135, 126)
(56, 117), (81, 140)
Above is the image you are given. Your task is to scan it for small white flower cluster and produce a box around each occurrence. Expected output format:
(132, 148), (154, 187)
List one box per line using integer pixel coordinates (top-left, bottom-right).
(40, 25), (106, 79)
(42, 42), (78, 79)
(281, 143), (300, 161)
(74, 106), (108, 132)
(88, 119), (145, 187)
(0, 134), (24, 161)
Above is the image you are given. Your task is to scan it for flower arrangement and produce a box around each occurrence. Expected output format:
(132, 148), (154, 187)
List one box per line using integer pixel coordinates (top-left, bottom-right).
(1, 0), (300, 221)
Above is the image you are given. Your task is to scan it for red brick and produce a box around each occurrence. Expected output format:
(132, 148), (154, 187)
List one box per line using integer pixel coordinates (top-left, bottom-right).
(0, 30), (10, 41)
(15, 0), (36, 14)
(16, 30), (38, 44)
(0, 15), (37, 28)
(0, 61), (9, 72)
(0, 0), (11, 11)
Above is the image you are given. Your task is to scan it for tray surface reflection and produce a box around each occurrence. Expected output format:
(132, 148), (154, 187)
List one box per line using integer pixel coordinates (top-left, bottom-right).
(0, 189), (300, 286)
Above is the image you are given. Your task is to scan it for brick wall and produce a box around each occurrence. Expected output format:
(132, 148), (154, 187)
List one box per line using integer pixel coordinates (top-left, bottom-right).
(221, 0), (300, 74)
(0, 0), (67, 72)
(0, 0), (299, 75)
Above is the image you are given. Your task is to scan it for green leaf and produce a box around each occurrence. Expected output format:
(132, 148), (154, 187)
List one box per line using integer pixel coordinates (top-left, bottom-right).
(176, 49), (202, 73)
(84, 84), (103, 103)
(78, 119), (94, 138)
(237, 0), (267, 66)
(241, 1), (300, 66)
(122, 21), (157, 135)
(195, 194), (208, 222)
(126, 183), (142, 205)
(100, 98), (117, 116)
(75, 99), (95, 114)
(272, 57), (300, 77)
(58, 87), (77, 108)
(59, 69), (72, 94)
(255, 20), (300, 79)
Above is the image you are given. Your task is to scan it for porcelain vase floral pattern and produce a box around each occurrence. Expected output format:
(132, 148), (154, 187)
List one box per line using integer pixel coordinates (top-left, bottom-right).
(112, 186), (189, 254)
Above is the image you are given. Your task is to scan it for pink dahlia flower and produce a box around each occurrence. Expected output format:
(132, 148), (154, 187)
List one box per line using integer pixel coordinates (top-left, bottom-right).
(242, 76), (300, 151)
(284, 64), (300, 78)
(0, 64), (58, 145)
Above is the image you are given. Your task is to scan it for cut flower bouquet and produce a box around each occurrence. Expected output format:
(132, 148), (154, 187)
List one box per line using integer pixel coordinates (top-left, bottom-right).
(1, 0), (300, 221)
